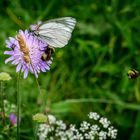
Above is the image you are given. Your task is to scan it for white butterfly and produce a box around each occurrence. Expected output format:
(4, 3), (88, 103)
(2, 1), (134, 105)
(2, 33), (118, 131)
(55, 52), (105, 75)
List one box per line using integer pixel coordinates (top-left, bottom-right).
(30, 17), (76, 48)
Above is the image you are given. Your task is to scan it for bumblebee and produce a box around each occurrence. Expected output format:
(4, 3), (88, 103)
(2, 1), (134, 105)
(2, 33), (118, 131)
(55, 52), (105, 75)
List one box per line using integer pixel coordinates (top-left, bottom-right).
(127, 69), (140, 79)
(41, 46), (55, 61)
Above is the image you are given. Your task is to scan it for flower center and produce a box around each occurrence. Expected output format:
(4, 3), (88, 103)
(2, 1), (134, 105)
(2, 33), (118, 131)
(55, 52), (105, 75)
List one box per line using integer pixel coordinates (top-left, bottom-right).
(17, 34), (31, 64)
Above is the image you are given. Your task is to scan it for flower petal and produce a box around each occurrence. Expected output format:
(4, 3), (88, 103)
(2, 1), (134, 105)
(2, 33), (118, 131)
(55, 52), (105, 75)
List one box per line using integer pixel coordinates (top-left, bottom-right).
(23, 69), (29, 79)
(5, 56), (14, 63)
(4, 51), (13, 55)
(11, 59), (19, 65)
(16, 63), (22, 72)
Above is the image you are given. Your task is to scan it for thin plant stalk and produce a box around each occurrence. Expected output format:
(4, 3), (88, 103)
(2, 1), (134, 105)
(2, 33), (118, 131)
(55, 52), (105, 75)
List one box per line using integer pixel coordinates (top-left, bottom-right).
(30, 63), (41, 95)
(0, 81), (5, 125)
(33, 71), (52, 136)
(17, 72), (20, 140)
(34, 76), (50, 122)
(31, 63), (44, 111)
(34, 76), (41, 95)
(34, 123), (38, 140)
(31, 63), (52, 137)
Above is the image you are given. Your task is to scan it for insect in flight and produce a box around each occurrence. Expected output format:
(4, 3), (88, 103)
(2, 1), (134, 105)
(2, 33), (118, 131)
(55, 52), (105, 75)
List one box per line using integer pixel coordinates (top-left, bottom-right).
(29, 17), (76, 62)
(127, 69), (140, 79)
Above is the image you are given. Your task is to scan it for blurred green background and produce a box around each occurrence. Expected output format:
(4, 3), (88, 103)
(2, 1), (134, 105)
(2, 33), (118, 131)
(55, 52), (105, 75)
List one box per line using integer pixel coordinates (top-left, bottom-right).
(1, 0), (140, 139)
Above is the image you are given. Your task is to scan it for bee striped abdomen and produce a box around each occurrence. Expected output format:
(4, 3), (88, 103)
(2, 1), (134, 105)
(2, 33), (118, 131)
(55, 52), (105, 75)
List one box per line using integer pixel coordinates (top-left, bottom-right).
(41, 47), (55, 62)
(127, 69), (140, 79)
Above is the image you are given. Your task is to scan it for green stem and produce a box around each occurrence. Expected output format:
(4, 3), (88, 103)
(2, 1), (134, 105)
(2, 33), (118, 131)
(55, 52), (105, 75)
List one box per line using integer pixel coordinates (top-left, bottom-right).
(30, 63), (41, 94)
(17, 72), (20, 140)
(34, 76), (41, 95)
(34, 123), (38, 140)
(34, 75), (52, 136)
(0, 81), (5, 125)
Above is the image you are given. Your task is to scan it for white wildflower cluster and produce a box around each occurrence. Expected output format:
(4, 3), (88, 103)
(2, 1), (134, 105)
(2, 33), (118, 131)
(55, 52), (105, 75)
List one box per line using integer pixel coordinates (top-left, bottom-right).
(0, 100), (16, 117)
(99, 117), (111, 128)
(108, 126), (118, 139)
(80, 121), (90, 132)
(36, 112), (118, 140)
(88, 112), (100, 120)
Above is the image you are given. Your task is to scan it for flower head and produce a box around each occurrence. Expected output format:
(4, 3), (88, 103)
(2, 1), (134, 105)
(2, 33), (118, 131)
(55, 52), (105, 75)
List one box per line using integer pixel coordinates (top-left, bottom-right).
(33, 113), (48, 123)
(88, 112), (100, 120)
(9, 113), (17, 126)
(4, 30), (52, 78)
(99, 117), (111, 128)
(107, 126), (118, 139)
(48, 114), (56, 124)
(0, 72), (12, 81)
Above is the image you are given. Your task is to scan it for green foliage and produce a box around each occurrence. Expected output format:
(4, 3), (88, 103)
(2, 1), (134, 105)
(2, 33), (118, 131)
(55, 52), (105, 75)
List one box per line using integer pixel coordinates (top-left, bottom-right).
(1, 0), (140, 139)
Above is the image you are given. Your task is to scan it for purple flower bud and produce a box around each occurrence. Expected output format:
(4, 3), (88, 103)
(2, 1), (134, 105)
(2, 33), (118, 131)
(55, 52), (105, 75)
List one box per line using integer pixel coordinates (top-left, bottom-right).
(9, 113), (17, 125)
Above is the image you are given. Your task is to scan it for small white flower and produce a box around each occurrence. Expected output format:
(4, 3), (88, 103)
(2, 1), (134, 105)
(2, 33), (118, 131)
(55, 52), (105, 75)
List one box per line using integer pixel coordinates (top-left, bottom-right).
(69, 124), (77, 132)
(84, 133), (90, 139)
(11, 104), (16, 110)
(99, 117), (111, 128)
(37, 124), (50, 140)
(56, 120), (66, 130)
(55, 130), (65, 138)
(50, 136), (54, 140)
(84, 131), (95, 140)
(98, 131), (107, 140)
(108, 126), (118, 139)
(80, 121), (90, 132)
(90, 124), (100, 135)
(88, 112), (100, 120)
(65, 129), (74, 139)
(75, 133), (84, 140)
(4, 100), (8, 105)
(48, 114), (56, 124)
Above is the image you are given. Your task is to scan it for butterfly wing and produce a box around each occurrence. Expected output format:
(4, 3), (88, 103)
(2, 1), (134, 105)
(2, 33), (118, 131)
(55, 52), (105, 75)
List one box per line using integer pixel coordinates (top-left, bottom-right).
(36, 17), (76, 48)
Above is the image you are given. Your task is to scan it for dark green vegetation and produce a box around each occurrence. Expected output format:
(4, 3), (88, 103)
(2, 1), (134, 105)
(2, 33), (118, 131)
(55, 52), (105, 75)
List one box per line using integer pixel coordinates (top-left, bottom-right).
(1, 0), (140, 139)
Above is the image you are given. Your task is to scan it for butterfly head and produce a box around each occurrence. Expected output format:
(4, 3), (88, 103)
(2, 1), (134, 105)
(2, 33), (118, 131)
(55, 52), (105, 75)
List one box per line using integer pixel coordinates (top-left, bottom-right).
(29, 21), (42, 33)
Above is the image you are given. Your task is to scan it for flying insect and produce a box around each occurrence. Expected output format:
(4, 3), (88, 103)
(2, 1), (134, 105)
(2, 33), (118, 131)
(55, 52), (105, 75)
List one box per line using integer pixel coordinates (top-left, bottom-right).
(127, 69), (140, 79)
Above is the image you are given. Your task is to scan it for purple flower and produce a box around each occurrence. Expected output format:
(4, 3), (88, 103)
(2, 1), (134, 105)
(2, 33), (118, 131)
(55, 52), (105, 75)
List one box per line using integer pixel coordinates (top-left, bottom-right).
(4, 30), (52, 78)
(9, 113), (17, 125)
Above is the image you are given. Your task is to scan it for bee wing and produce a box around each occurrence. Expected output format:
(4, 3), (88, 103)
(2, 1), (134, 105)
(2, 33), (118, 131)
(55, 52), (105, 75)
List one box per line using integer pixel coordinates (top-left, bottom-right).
(37, 17), (76, 48)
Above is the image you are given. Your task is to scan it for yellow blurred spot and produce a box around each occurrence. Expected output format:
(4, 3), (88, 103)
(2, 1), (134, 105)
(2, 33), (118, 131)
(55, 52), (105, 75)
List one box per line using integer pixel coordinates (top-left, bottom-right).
(0, 72), (12, 81)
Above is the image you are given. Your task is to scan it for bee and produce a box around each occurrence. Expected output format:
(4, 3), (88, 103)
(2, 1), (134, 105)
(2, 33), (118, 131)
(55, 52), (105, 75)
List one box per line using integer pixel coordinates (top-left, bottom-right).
(41, 46), (55, 61)
(17, 34), (31, 64)
(127, 69), (140, 79)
